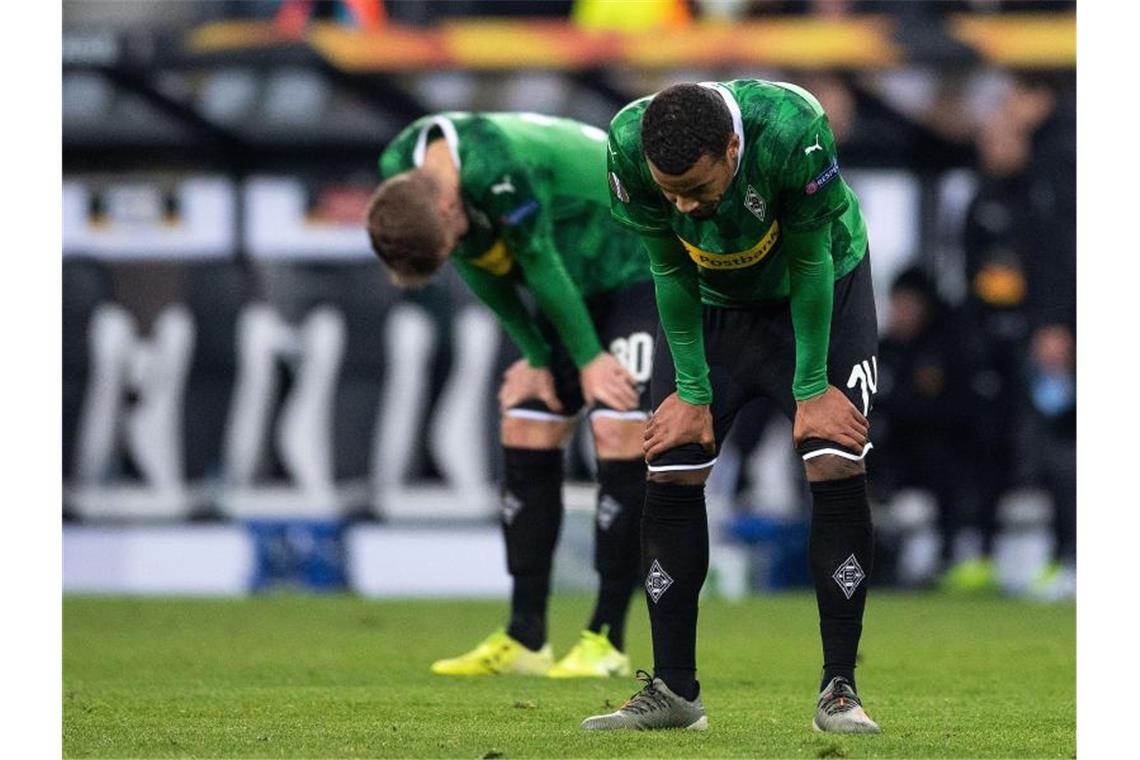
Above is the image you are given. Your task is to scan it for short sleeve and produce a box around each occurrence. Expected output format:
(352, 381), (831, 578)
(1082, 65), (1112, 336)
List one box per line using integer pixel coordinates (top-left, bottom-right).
(778, 115), (850, 232)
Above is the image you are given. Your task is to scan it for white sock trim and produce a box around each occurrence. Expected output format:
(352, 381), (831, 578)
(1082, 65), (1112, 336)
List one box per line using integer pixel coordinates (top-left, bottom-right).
(801, 442), (874, 462)
(504, 408), (575, 422)
(646, 457), (718, 473)
(588, 409), (650, 421)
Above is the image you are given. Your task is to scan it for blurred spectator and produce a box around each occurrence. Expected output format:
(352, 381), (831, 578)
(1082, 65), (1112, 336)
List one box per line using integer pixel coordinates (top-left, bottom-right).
(940, 107), (1035, 591)
(1020, 324), (1075, 599)
(1012, 71), (1076, 599)
(1011, 71), (1076, 333)
(800, 73), (856, 144)
(869, 268), (974, 572)
(940, 71), (1075, 595)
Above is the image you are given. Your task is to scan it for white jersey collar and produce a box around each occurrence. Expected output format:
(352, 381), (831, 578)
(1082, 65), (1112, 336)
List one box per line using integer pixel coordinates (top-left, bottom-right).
(412, 115), (461, 169)
(699, 82), (744, 176)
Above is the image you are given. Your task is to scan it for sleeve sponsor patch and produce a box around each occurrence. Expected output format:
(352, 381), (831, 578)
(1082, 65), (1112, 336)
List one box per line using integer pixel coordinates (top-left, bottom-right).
(608, 171), (630, 204)
(805, 159), (840, 195)
(501, 198), (540, 226)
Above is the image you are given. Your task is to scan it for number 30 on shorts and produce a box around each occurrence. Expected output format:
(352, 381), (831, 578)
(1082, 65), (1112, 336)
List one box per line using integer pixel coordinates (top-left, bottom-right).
(609, 332), (653, 383)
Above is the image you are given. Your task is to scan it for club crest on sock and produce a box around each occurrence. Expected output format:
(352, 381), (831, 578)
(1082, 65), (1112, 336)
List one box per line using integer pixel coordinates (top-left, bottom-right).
(596, 494), (622, 531)
(832, 554), (866, 600)
(646, 559), (674, 603)
(501, 490), (523, 526)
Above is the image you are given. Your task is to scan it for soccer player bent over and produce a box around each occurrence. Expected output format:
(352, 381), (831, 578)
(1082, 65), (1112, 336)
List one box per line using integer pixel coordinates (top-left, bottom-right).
(581, 82), (880, 732)
(369, 112), (657, 679)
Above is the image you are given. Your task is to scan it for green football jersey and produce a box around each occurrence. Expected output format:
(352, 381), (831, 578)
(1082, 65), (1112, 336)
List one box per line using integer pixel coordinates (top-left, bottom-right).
(379, 112), (649, 368)
(607, 79), (867, 308)
(606, 80), (870, 402)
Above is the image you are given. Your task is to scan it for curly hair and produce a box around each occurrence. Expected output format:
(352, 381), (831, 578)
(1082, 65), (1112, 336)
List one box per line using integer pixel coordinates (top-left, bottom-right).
(365, 170), (448, 288)
(641, 84), (733, 176)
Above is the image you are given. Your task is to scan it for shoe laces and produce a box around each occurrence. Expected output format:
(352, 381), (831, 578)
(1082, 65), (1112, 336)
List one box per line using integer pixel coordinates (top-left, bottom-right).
(819, 678), (861, 716)
(619, 670), (672, 715)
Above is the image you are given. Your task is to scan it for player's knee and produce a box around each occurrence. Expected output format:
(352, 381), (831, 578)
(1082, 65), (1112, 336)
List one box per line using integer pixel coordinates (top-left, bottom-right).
(803, 453), (866, 483)
(646, 467), (710, 486)
(501, 415), (571, 449)
(590, 416), (646, 459)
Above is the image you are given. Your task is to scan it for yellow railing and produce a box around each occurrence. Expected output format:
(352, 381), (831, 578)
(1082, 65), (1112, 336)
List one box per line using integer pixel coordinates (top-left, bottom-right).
(187, 14), (1074, 71)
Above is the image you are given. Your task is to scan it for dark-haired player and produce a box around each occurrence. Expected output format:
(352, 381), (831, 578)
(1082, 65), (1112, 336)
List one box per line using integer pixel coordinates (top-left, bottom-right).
(370, 112), (657, 679)
(581, 82), (880, 733)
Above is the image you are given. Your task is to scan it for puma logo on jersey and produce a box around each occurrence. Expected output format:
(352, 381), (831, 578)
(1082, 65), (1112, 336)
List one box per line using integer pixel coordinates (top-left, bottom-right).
(491, 175), (515, 195)
(804, 134), (823, 155)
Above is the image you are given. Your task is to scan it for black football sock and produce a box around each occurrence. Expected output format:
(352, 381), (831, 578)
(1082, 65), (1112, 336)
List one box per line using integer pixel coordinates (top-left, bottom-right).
(642, 480), (708, 702)
(502, 447), (564, 651)
(587, 458), (647, 652)
(809, 474), (874, 692)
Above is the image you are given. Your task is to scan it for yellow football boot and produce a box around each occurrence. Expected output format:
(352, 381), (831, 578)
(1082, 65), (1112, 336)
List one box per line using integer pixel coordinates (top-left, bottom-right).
(939, 557), (999, 594)
(430, 629), (553, 676)
(548, 629), (631, 679)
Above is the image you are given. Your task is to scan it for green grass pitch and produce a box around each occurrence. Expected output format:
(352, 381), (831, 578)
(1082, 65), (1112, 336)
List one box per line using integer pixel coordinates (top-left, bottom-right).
(63, 593), (1074, 758)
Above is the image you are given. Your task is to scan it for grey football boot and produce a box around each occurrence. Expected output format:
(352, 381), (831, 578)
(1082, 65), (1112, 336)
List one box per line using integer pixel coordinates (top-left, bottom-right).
(581, 670), (708, 731)
(812, 676), (881, 734)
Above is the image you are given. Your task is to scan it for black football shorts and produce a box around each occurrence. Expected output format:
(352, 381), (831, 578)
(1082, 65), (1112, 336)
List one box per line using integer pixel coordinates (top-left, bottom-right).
(648, 252), (879, 473)
(506, 278), (658, 423)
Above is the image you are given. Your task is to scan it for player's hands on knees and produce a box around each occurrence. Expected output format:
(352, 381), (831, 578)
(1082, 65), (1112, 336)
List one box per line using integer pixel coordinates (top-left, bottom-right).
(644, 392), (715, 462)
(793, 385), (868, 453)
(581, 352), (640, 412)
(499, 359), (563, 414)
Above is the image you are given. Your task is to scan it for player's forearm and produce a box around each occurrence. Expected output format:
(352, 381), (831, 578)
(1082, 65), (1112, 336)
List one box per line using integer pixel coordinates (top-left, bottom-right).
(500, 314), (554, 368)
(644, 235), (712, 405)
(525, 265), (604, 368)
(786, 224), (835, 401)
(455, 262), (552, 367)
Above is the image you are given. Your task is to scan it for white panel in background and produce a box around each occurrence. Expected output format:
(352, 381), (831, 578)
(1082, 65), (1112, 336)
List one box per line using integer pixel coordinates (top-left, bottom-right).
(63, 525), (254, 595)
(244, 177), (371, 259)
(427, 307), (498, 499)
(219, 304), (347, 519)
(844, 170), (920, 330)
(70, 304), (197, 520)
(347, 526), (510, 598)
(932, 168), (979, 305)
(62, 176), (235, 259)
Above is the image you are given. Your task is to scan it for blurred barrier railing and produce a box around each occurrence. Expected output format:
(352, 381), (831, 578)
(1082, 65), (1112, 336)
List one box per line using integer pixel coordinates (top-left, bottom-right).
(183, 14), (1074, 71)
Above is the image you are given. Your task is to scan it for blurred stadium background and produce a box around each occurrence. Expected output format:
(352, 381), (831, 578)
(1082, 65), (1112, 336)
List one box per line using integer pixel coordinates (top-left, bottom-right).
(61, 0), (1075, 604)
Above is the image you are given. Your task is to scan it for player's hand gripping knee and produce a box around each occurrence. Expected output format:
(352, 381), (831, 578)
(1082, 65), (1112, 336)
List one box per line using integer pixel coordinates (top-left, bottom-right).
(499, 359), (564, 414)
(793, 385), (868, 452)
(644, 392), (715, 462)
(581, 352), (640, 412)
